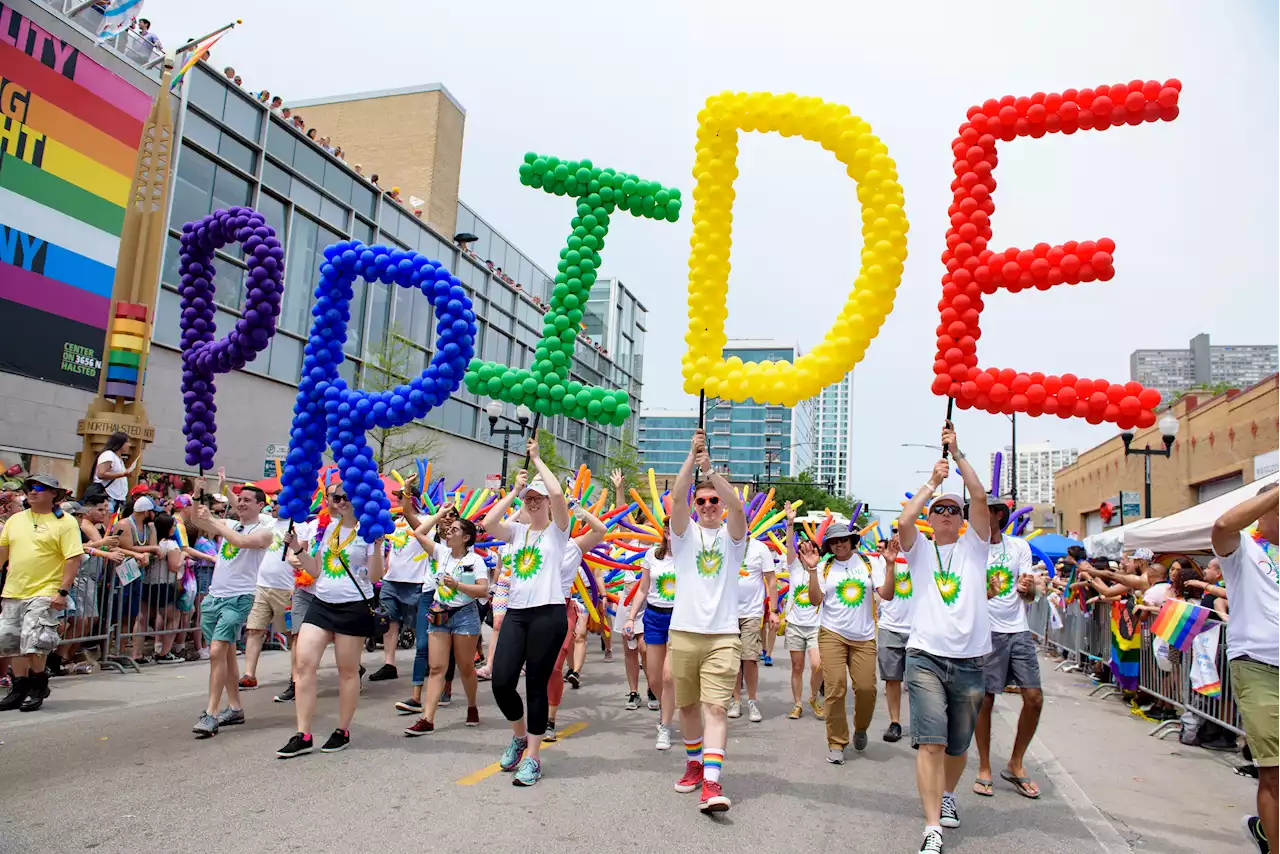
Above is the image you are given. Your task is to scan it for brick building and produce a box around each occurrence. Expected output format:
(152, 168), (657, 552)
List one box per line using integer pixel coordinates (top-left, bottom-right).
(1055, 375), (1279, 536)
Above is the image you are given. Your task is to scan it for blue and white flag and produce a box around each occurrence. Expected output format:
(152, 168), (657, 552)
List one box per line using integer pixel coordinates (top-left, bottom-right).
(95, 0), (145, 39)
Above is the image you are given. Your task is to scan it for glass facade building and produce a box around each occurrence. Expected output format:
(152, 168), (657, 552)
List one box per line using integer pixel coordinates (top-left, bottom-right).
(812, 372), (855, 496)
(636, 411), (699, 480)
(152, 63), (645, 474)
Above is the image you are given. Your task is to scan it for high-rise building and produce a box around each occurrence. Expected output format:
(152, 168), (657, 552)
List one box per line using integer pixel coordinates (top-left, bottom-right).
(811, 372), (856, 496)
(988, 442), (1079, 505)
(1131, 333), (1278, 402)
(637, 410), (699, 481)
(0, 2), (646, 486)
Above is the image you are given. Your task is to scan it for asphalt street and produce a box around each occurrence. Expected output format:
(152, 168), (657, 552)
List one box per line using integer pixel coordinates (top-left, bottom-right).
(0, 639), (1259, 854)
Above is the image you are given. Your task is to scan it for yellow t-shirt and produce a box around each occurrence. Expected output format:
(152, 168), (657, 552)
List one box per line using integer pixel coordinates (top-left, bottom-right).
(0, 510), (85, 599)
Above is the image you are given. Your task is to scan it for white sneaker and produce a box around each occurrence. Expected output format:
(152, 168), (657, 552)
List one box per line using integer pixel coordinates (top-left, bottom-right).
(747, 700), (762, 723)
(727, 699), (742, 719)
(198, 648), (211, 661)
(655, 723), (672, 751)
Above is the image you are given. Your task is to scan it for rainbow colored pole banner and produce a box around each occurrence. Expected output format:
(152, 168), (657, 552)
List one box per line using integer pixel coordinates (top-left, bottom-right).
(1151, 598), (1212, 652)
(0, 2), (153, 391)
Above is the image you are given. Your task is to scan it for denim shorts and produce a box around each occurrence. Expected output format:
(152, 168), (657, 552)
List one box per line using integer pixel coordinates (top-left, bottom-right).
(428, 600), (481, 636)
(194, 565), (215, 596)
(985, 630), (1042, 693)
(643, 606), (672, 645)
(905, 648), (987, 756)
(379, 580), (423, 625)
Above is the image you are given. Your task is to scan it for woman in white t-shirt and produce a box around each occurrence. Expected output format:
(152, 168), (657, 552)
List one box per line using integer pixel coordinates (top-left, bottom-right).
(626, 518), (678, 749)
(93, 431), (134, 510)
(480, 438), (571, 787)
(403, 515), (489, 735)
(277, 481), (385, 759)
(780, 503), (823, 720)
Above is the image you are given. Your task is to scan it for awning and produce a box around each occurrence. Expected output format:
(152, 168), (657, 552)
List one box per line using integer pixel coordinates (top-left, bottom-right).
(1083, 517), (1162, 559)
(1122, 472), (1280, 554)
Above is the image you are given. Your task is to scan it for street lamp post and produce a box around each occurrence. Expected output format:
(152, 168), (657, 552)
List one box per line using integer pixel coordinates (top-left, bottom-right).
(903, 443), (966, 502)
(485, 401), (532, 487)
(1120, 413), (1180, 518)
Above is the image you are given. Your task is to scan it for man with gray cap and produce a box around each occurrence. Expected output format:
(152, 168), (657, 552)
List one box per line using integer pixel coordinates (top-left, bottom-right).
(797, 518), (899, 763)
(973, 495), (1042, 800)
(897, 422), (991, 854)
(0, 474), (83, 711)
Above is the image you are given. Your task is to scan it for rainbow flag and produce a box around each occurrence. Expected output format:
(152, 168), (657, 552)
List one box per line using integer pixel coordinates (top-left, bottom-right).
(1151, 599), (1212, 652)
(1109, 599), (1141, 692)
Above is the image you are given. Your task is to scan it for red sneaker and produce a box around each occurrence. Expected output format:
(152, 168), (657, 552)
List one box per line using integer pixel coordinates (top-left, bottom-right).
(403, 718), (435, 736)
(466, 706), (480, 727)
(238, 675), (258, 690)
(699, 780), (731, 813)
(674, 760), (704, 793)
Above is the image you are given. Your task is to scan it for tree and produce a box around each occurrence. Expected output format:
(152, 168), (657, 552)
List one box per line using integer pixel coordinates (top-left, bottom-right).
(605, 426), (644, 496)
(533, 427), (572, 483)
(359, 324), (441, 474)
(766, 471), (863, 520)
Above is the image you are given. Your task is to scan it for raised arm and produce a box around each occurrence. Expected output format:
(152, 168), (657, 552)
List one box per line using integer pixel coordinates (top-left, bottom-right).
(571, 505), (608, 554)
(527, 437), (570, 532)
(784, 503), (798, 566)
(877, 537), (901, 600)
(797, 539), (824, 607)
(699, 439), (746, 541)
(198, 509), (272, 549)
(944, 422), (988, 541)
(1212, 484), (1279, 557)
(670, 429), (701, 538)
(482, 469), (528, 543)
(899, 459), (949, 554)
(410, 504), (452, 551)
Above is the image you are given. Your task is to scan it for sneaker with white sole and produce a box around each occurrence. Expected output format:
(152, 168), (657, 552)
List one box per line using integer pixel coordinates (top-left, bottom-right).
(625, 692), (641, 710)
(940, 794), (960, 828)
(215, 706), (245, 726)
(276, 732), (313, 758)
(827, 748), (845, 765)
(1240, 815), (1270, 854)
(655, 723), (672, 751)
(747, 700), (762, 723)
(919, 829), (944, 853)
(727, 699), (742, 719)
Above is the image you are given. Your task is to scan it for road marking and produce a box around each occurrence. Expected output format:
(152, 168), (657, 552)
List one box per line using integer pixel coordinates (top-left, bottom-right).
(456, 721), (589, 785)
(994, 701), (1131, 853)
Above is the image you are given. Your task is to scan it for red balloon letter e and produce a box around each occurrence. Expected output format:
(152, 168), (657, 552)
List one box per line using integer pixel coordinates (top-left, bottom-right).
(933, 79), (1182, 429)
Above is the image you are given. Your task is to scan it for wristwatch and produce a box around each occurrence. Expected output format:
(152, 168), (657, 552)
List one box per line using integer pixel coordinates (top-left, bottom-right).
(58, 588), (70, 597)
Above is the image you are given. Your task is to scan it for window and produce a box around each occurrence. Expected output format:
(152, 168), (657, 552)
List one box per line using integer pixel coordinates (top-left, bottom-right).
(256, 193), (287, 253)
(281, 213), (319, 334)
(211, 167), (250, 216)
(293, 144), (326, 186)
(153, 288), (181, 348)
(210, 255), (246, 310)
(352, 218), (374, 245)
(323, 161), (353, 205)
(217, 133), (256, 173)
(352, 183), (376, 219)
(265, 120), (295, 166)
(169, 146), (216, 230)
(346, 276), (367, 356)
(319, 196), (347, 231)
(161, 234), (181, 287)
(365, 281), (391, 357)
(188, 68), (226, 120)
(221, 90), (262, 141)
(291, 180), (322, 215)
(269, 334), (303, 383)
(262, 160), (292, 195)
(183, 109), (220, 152)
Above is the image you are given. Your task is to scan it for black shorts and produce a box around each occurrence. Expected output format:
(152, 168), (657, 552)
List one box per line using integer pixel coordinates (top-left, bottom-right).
(142, 583), (176, 609)
(303, 597), (375, 638)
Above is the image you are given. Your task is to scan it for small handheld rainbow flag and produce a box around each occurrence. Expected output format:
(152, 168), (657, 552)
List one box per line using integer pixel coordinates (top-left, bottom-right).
(1151, 598), (1212, 652)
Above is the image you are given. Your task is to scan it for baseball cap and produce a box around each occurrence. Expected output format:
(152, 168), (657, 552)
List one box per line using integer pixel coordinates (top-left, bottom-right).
(212, 494), (229, 504)
(61, 500), (86, 515)
(133, 496), (156, 513)
(521, 479), (550, 500)
(129, 483), (153, 496)
(928, 493), (964, 511)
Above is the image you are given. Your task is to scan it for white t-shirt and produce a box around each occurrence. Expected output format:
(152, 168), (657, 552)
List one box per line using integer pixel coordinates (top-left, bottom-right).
(670, 521), (746, 635)
(1142, 581), (1172, 610)
(877, 558), (916, 635)
(1213, 531), (1279, 666)
(644, 547), (677, 610)
(905, 526), (993, 659)
(736, 538), (773, 618)
(561, 540), (583, 597)
(785, 558), (821, 628)
(382, 518), (430, 586)
(986, 535), (1035, 634)
(311, 522), (376, 604)
(257, 518), (314, 591)
(208, 515), (271, 599)
(819, 554), (885, 642)
(505, 520), (571, 609)
(94, 450), (128, 501)
(429, 542), (488, 607)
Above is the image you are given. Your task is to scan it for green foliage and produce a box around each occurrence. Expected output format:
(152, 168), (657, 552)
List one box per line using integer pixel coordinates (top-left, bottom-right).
(361, 326), (441, 473)
(605, 427), (644, 496)
(533, 428), (572, 483)
(766, 471), (865, 522)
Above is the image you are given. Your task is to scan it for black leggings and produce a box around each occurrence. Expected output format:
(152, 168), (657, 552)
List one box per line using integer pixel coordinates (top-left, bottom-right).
(491, 603), (567, 736)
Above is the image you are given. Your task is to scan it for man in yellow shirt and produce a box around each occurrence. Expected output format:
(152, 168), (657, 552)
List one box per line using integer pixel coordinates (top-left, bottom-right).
(0, 474), (84, 712)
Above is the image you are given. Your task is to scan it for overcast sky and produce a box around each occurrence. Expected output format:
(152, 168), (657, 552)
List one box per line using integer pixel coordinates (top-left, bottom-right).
(148, 0), (1279, 520)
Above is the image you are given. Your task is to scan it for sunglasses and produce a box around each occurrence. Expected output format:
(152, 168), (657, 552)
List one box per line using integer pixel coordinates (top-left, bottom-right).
(930, 504), (962, 517)
(23, 484), (49, 493)
(330, 493), (349, 503)
(695, 496), (720, 507)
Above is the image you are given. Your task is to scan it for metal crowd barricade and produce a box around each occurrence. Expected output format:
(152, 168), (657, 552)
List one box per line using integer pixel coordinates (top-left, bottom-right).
(58, 562), (125, 674)
(1138, 625), (1243, 740)
(107, 571), (196, 670)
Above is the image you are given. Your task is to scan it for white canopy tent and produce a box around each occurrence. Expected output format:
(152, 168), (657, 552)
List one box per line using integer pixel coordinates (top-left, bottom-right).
(1123, 471), (1280, 554)
(1083, 517), (1162, 559)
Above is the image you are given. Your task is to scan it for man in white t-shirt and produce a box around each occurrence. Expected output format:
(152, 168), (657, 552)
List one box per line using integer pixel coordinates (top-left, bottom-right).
(240, 513), (301, 691)
(1211, 482), (1278, 853)
(972, 497), (1043, 800)
(897, 422), (991, 854)
(728, 536), (777, 722)
(189, 486), (273, 739)
(668, 427), (747, 814)
(877, 526), (916, 744)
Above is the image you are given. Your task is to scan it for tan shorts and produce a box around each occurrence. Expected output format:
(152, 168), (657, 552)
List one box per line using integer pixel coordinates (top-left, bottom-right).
(246, 586), (291, 632)
(738, 616), (762, 661)
(670, 630), (741, 709)
(785, 622), (820, 652)
(1231, 659), (1279, 767)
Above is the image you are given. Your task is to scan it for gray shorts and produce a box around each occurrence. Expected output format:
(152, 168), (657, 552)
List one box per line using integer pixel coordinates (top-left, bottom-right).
(0, 596), (61, 656)
(877, 627), (909, 681)
(906, 649), (986, 756)
(290, 588), (314, 633)
(985, 630), (1042, 693)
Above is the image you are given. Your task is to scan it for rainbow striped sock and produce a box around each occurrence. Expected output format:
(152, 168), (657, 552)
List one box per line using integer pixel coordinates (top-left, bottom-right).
(684, 738), (703, 762)
(703, 748), (724, 782)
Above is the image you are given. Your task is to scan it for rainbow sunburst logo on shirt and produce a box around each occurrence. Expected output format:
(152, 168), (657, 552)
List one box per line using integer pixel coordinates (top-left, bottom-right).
(738, 564), (750, 578)
(987, 564), (1013, 598)
(512, 545), (543, 580)
(894, 569), (913, 599)
(219, 541), (240, 562)
(268, 533), (284, 554)
(386, 527), (412, 552)
(934, 568), (962, 606)
(656, 571), (677, 602)
(696, 547), (723, 578)
(321, 547), (347, 579)
(793, 583), (812, 608)
(436, 576), (458, 603)
(835, 577), (865, 608)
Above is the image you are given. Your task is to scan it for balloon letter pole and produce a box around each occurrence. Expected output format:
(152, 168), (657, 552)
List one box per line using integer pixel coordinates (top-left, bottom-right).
(276, 244), (477, 540)
(681, 92), (908, 407)
(464, 154), (681, 427)
(933, 80), (1181, 429)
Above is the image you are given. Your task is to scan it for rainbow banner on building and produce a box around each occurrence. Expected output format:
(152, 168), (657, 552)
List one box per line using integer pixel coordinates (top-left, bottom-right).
(1151, 598), (1213, 652)
(0, 2), (153, 391)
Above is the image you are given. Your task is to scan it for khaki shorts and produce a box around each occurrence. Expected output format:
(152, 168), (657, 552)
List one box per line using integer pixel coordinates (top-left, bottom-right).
(246, 586), (292, 633)
(1231, 658), (1279, 767)
(738, 616), (762, 661)
(670, 630), (741, 709)
(785, 621), (820, 652)
(0, 596), (60, 656)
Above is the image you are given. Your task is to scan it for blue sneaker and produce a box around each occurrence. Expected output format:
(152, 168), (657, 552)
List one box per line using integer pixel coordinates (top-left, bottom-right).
(512, 756), (542, 786)
(500, 735), (528, 772)
(761, 653), (773, 667)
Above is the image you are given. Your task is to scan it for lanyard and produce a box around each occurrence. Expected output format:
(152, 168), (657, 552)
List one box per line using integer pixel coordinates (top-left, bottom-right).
(328, 524), (358, 559)
(523, 524), (548, 551)
(931, 539), (956, 577)
(696, 524), (720, 553)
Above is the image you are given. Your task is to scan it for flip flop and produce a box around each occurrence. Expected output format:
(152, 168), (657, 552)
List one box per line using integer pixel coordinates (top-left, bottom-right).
(973, 778), (994, 797)
(1001, 769), (1041, 799)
